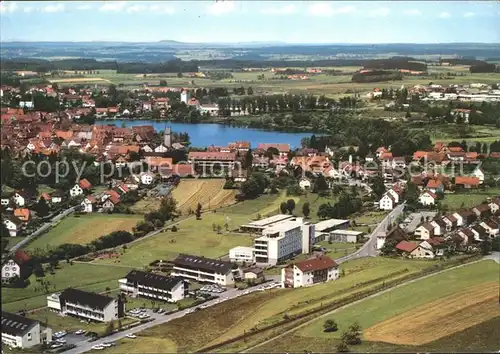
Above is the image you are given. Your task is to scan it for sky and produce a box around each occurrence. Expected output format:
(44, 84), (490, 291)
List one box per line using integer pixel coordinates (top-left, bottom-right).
(0, 1), (499, 43)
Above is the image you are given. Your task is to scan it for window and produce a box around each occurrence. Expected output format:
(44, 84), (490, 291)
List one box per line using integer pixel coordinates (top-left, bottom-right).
(4, 267), (9, 271)
(27, 333), (32, 341)
(5, 272), (9, 277)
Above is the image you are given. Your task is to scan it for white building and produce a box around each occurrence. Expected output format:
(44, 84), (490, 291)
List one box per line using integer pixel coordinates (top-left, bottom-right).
(229, 246), (255, 263)
(379, 193), (395, 210)
(47, 288), (123, 323)
(282, 256), (339, 288)
(239, 214), (295, 234)
(171, 254), (237, 286)
(140, 172), (156, 185)
(299, 178), (312, 190)
(472, 168), (485, 184)
(181, 90), (190, 104)
(13, 192), (26, 207)
(70, 184), (84, 197)
(329, 230), (364, 243)
(1, 251), (31, 284)
(313, 219), (350, 243)
(119, 270), (187, 303)
(418, 191), (437, 206)
(254, 219), (306, 265)
(3, 216), (23, 237)
(1, 311), (52, 349)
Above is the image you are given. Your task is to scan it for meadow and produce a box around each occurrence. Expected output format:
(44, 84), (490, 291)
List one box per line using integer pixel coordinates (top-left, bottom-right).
(442, 188), (500, 209)
(26, 214), (143, 251)
(1, 262), (134, 312)
(250, 260), (499, 353)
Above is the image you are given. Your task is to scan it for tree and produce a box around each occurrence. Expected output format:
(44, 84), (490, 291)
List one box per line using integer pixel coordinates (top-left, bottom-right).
(35, 197), (50, 218)
(247, 87), (254, 95)
(313, 175), (329, 193)
(286, 199), (296, 214)
(302, 202), (310, 219)
(280, 201), (288, 214)
(492, 236), (500, 252)
(195, 202), (202, 220)
(159, 79), (168, 86)
(335, 341), (349, 353)
(380, 239), (399, 255)
(480, 239), (492, 255)
(323, 319), (338, 332)
(371, 177), (386, 199)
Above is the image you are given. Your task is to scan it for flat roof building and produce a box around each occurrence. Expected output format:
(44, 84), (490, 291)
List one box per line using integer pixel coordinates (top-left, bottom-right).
(119, 270), (187, 303)
(240, 214), (295, 233)
(171, 254), (237, 286)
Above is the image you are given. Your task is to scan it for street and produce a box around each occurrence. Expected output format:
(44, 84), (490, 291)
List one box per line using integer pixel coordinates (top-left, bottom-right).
(335, 203), (405, 264)
(62, 278), (280, 354)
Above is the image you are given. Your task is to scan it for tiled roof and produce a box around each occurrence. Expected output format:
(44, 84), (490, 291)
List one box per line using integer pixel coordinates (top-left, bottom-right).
(395, 240), (419, 253)
(455, 176), (480, 186)
(293, 256), (337, 272)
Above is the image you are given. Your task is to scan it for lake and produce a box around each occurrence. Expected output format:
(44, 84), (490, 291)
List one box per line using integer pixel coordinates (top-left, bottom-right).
(96, 120), (313, 149)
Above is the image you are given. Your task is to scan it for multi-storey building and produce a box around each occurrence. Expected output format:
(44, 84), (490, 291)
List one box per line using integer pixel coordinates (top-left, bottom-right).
(47, 288), (123, 323)
(119, 270), (187, 303)
(281, 256), (339, 288)
(1, 311), (52, 349)
(171, 254), (237, 286)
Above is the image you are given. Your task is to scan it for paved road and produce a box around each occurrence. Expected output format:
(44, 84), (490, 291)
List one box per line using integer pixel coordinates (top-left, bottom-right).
(7, 206), (78, 255)
(335, 203), (405, 264)
(62, 279), (281, 354)
(484, 251), (500, 263)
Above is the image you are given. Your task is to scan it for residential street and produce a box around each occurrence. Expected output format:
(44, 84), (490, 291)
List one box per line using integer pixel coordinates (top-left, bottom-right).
(335, 203), (405, 264)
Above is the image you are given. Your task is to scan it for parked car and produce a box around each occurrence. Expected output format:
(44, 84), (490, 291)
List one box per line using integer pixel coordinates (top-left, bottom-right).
(75, 329), (86, 335)
(126, 334), (137, 339)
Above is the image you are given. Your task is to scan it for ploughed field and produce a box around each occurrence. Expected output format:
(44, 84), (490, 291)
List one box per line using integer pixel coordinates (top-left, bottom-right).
(171, 179), (238, 213)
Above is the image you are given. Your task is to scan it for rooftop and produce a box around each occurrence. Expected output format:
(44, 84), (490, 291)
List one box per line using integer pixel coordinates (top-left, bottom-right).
(123, 270), (184, 291)
(173, 254), (234, 274)
(1, 311), (38, 337)
(314, 219), (350, 232)
(241, 214), (294, 228)
(60, 288), (115, 310)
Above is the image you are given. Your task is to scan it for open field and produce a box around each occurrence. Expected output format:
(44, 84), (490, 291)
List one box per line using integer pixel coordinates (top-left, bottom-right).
(26, 214), (143, 250)
(51, 69), (500, 96)
(100, 257), (437, 353)
(295, 260), (499, 339)
(442, 188), (500, 209)
(28, 309), (138, 336)
(418, 125), (500, 144)
(94, 212), (254, 268)
(170, 179), (238, 214)
(364, 282), (500, 345)
(129, 198), (162, 214)
(248, 260), (499, 353)
(247, 316), (500, 353)
(1, 263), (133, 312)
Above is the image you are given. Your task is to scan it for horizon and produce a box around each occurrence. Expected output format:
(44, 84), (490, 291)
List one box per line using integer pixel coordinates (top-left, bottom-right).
(1, 1), (500, 43)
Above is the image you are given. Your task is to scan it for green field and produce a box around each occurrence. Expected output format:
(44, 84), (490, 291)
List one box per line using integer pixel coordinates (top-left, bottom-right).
(93, 212), (254, 268)
(49, 68), (500, 97)
(442, 188), (500, 209)
(249, 260), (499, 353)
(100, 257), (438, 353)
(1, 263), (133, 312)
(28, 308), (138, 336)
(26, 214), (143, 251)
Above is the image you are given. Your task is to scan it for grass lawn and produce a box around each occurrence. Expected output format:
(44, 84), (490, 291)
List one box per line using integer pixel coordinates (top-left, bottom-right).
(318, 241), (359, 259)
(296, 260), (499, 340)
(94, 212), (254, 268)
(1, 263), (133, 312)
(129, 198), (162, 214)
(26, 214), (143, 251)
(28, 309), (138, 336)
(220, 193), (281, 217)
(442, 188), (500, 209)
(6, 236), (25, 249)
(352, 211), (387, 225)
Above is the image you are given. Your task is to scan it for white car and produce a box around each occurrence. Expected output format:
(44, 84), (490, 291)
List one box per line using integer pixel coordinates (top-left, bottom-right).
(91, 345), (104, 350)
(75, 329), (86, 335)
(56, 339), (67, 344)
(126, 334), (137, 339)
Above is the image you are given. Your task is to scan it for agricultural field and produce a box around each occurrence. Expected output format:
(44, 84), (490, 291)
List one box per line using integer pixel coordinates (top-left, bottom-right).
(442, 188), (500, 209)
(170, 179), (238, 214)
(100, 257), (438, 353)
(26, 214), (143, 251)
(1, 262), (133, 312)
(251, 260), (499, 353)
(129, 198), (162, 214)
(93, 212), (254, 268)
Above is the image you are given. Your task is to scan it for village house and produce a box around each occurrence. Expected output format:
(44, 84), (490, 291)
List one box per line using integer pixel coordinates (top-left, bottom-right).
(395, 240), (437, 259)
(299, 178), (312, 190)
(418, 190), (437, 206)
(3, 216), (24, 237)
(281, 256), (339, 288)
(140, 172), (156, 185)
(480, 219), (499, 237)
(430, 218), (447, 236)
(1, 251), (31, 284)
(455, 176), (480, 189)
(81, 196), (97, 213)
(414, 222), (435, 240)
(13, 208), (31, 223)
(257, 143), (290, 158)
(70, 179), (93, 197)
(1, 311), (52, 349)
(472, 204), (491, 219)
(379, 192), (396, 210)
(426, 179), (444, 194)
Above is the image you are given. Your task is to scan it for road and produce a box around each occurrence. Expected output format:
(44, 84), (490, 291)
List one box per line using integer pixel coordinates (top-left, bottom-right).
(242, 257), (483, 353)
(7, 205), (78, 255)
(62, 278), (280, 354)
(335, 203), (405, 264)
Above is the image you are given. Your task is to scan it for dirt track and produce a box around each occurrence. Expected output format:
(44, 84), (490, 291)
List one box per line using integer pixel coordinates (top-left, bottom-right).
(364, 282), (500, 345)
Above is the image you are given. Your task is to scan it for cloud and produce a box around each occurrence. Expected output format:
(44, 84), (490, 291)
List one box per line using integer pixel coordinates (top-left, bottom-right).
(368, 7), (391, 17)
(126, 4), (148, 13)
(0, 1), (18, 14)
(149, 4), (175, 14)
(439, 11), (451, 18)
(308, 3), (355, 17)
(42, 3), (65, 13)
(23, 7), (34, 13)
(261, 4), (296, 16)
(403, 9), (421, 16)
(77, 4), (93, 11)
(463, 12), (475, 18)
(207, 0), (235, 15)
(99, 1), (127, 12)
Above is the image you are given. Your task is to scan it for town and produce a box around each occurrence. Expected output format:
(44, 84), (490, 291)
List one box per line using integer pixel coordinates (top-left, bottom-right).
(1, 2), (500, 354)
